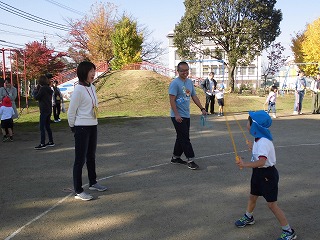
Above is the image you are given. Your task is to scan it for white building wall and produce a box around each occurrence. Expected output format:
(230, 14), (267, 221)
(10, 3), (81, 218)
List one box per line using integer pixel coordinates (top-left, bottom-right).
(167, 32), (262, 89)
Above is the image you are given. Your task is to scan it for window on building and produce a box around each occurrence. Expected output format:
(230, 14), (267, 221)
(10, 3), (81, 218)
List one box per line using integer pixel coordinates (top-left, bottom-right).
(203, 65), (210, 75)
(248, 65), (255, 75)
(218, 65), (225, 76)
(211, 65), (218, 75)
(210, 49), (226, 60)
(190, 68), (196, 76)
(239, 67), (247, 75)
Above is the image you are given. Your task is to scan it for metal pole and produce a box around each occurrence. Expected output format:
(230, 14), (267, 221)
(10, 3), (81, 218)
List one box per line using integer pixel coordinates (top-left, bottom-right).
(16, 51), (21, 110)
(23, 50), (28, 111)
(10, 50), (13, 84)
(2, 48), (5, 79)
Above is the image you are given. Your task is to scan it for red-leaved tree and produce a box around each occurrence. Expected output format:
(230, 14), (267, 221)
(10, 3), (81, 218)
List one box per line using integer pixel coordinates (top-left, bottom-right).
(11, 41), (66, 80)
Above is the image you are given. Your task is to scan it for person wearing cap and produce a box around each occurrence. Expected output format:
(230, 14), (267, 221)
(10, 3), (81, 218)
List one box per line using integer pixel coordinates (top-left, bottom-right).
(293, 70), (306, 115)
(0, 96), (15, 142)
(234, 110), (297, 240)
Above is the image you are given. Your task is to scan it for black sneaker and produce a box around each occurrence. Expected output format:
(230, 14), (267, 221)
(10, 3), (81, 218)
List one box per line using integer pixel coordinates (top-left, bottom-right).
(187, 161), (199, 170)
(2, 136), (9, 142)
(34, 144), (47, 150)
(46, 142), (55, 147)
(171, 157), (187, 165)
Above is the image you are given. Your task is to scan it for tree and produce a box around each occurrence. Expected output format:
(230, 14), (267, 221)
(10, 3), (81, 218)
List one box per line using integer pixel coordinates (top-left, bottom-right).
(111, 15), (143, 70)
(261, 42), (286, 90)
(291, 31), (305, 69)
(63, 2), (117, 65)
(85, 2), (116, 63)
(11, 41), (66, 80)
(173, 0), (282, 91)
(139, 27), (166, 64)
(298, 18), (320, 75)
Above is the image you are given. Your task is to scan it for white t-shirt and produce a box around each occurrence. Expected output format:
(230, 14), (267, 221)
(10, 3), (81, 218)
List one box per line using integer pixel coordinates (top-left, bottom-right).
(251, 137), (276, 167)
(0, 106), (15, 120)
(213, 89), (224, 99)
(266, 91), (276, 103)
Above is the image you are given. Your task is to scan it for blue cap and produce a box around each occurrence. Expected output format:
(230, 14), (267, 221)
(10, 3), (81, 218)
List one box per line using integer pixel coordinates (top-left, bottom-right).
(249, 110), (273, 141)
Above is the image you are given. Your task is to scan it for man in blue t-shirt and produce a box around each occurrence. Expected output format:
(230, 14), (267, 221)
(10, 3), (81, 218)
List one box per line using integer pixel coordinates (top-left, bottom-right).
(168, 61), (207, 170)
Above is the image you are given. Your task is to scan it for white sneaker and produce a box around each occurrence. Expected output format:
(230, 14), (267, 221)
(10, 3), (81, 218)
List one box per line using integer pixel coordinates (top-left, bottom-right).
(89, 183), (108, 192)
(75, 192), (93, 201)
(293, 111), (298, 115)
(272, 114), (277, 118)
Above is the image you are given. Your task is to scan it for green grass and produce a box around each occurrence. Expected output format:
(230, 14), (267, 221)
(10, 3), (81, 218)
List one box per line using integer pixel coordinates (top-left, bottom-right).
(13, 70), (312, 132)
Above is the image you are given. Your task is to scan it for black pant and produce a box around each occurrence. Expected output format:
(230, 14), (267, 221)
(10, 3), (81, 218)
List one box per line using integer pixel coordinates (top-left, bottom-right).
(73, 125), (98, 194)
(39, 112), (53, 144)
(205, 94), (215, 114)
(171, 117), (195, 159)
(53, 102), (61, 120)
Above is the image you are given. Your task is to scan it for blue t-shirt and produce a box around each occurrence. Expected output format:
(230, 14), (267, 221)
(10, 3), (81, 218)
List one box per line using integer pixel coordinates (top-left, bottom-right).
(169, 77), (196, 118)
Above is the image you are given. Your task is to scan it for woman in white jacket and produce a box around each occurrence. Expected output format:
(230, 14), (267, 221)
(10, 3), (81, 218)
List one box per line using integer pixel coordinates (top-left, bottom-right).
(68, 61), (107, 201)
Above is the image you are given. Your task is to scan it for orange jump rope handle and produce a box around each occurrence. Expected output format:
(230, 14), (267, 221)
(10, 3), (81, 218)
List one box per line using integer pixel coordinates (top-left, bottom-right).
(235, 156), (243, 170)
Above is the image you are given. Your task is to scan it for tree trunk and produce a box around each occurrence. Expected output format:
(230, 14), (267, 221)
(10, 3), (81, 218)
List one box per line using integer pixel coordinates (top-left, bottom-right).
(228, 65), (236, 92)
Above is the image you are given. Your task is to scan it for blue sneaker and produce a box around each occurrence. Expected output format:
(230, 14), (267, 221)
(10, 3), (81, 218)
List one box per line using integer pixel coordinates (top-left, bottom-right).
(235, 214), (255, 227)
(277, 229), (297, 240)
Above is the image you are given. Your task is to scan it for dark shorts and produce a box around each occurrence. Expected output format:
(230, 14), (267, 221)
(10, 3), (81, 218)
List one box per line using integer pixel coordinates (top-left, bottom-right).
(217, 98), (224, 106)
(1, 118), (13, 129)
(250, 166), (279, 202)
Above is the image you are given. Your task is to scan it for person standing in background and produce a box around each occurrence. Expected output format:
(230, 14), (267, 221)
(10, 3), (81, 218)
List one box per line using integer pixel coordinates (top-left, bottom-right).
(264, 86), (278, 118)
(33, 75), (55, 150)
(52, 80), (64, 122)
(293, 70), (306, 115)
(201, 72), (217, 114)
(0, 79), (18, 119)
(0, 96), (15, 142)
(310, 73), (320, 114)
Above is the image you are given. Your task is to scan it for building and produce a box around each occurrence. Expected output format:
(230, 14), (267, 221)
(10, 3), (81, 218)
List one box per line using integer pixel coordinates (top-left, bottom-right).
(167, 32), (262, 89)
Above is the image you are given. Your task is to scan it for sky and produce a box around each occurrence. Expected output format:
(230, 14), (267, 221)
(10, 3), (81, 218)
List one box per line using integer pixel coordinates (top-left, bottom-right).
(1, 0), (320, 67)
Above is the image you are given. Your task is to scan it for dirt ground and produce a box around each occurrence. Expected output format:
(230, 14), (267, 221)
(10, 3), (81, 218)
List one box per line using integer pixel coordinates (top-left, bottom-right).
(1, 113), (319, 240)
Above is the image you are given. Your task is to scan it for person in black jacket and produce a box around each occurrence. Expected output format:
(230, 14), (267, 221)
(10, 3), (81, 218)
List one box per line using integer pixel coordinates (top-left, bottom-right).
(33, 75), (55, 150)
(201, 72), (217, 114)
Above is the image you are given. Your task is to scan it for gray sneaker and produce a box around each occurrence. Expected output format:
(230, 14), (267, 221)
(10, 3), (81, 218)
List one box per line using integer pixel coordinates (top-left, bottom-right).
(235, 214), (255, 227)
(89, 183), (108, 192)
(75, 192), (93, 201)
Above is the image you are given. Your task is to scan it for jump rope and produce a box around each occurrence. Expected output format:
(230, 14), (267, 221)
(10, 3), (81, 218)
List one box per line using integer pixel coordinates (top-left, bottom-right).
(200, 92), (250, 169)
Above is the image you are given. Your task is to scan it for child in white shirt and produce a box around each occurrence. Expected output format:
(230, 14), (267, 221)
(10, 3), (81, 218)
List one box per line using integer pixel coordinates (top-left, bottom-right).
(264, 86), (278, 118)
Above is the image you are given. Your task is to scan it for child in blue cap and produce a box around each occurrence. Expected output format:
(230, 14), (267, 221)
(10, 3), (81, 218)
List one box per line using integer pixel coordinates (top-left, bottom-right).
(234, 110), (296, 240)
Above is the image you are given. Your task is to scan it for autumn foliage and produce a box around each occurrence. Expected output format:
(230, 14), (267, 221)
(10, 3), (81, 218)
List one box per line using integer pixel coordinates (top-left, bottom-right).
(291, 17), (320, 75)
(11, 41), (66, 80)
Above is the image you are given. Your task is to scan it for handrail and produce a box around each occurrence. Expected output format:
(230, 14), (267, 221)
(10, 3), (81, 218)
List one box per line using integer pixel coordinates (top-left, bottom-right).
(51, 62), (109, 84)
